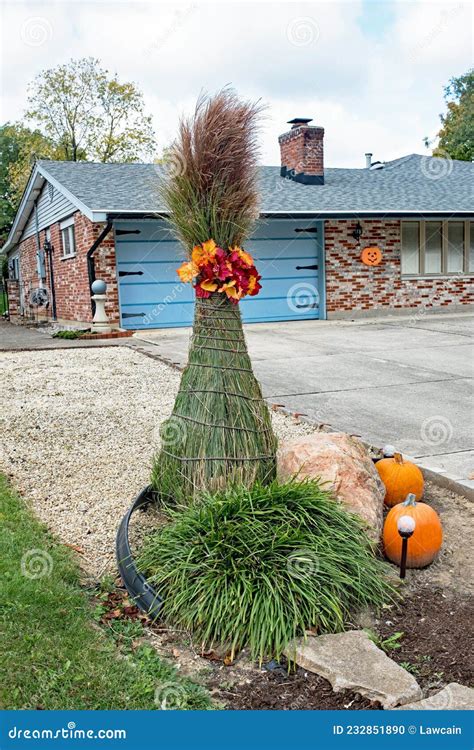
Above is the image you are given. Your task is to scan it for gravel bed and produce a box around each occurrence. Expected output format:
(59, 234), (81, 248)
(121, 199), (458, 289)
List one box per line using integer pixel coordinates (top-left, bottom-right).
(0, 346), (317, 579)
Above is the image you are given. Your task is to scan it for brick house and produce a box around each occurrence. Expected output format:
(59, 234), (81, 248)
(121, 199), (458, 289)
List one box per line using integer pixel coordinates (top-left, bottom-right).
(3, 118), (473, 329)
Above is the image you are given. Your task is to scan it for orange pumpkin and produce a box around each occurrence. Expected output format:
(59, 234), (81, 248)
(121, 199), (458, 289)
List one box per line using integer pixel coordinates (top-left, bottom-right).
(376, 452), (424, 506)
(383, 494), (442, 568)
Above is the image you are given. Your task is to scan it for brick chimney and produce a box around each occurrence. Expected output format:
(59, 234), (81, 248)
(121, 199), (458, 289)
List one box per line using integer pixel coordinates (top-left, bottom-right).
(278, 118), (324, 185)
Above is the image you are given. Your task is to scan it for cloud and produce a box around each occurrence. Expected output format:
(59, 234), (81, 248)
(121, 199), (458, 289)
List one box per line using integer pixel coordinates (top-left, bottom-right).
(1, 0), (472, 167)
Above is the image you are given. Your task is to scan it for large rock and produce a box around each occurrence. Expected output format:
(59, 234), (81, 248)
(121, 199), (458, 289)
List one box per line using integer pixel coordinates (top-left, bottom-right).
(285, 631), (422, 709)
(392, 683), (474, 710)
(278, 432), (385, 537)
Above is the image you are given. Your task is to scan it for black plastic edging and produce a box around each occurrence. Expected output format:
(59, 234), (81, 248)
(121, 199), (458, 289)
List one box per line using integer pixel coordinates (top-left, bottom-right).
(115, 485), (163, 618)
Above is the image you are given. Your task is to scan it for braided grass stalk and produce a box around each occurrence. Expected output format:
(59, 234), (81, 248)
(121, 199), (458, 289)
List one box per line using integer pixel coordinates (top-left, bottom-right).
(151, 89), (278, 500)
(153, 294), (277, 499)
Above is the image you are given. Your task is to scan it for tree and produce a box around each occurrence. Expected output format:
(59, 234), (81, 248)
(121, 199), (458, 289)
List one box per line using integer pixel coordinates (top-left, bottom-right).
(0, 123), (57, 243)
(26, 57), (156, 163)
(430, 69), (474, 161)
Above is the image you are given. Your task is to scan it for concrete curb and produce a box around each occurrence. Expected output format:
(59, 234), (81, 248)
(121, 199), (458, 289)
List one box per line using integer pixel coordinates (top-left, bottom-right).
(271, 403), (474, 501)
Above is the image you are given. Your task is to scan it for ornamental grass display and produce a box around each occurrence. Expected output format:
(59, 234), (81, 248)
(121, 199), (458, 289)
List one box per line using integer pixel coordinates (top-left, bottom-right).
(151, 90), (277, 501)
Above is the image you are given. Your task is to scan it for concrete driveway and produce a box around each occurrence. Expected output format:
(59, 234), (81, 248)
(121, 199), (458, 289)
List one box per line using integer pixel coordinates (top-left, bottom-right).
(135, 312), (474, 494)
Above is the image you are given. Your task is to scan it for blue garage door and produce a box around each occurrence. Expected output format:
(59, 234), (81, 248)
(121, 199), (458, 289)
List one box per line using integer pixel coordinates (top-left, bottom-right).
(115, 219), (324, 329)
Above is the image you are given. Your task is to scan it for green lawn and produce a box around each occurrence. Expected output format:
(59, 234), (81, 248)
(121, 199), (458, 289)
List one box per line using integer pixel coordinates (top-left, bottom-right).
(0, 475), (212, 710)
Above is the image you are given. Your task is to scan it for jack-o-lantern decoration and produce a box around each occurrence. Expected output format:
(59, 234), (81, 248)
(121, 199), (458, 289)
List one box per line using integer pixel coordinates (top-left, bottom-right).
(383, 494), (443, 568)
(361, 246), (382, 266)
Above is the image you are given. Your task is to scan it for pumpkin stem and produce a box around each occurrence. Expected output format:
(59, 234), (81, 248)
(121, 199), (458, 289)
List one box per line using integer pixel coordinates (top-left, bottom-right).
(394, 452), (404, 464)
(403, 493), (417, 506)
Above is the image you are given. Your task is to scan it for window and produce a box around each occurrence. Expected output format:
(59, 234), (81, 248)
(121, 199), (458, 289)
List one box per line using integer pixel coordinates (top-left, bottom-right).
(401, 220), (473, 276)
(447, 222), (464, 273)
(425, 221), (442, 274)
(60, 217), (76, 258)
(401, 222), (420, 274)
(8, 256), (20, 280)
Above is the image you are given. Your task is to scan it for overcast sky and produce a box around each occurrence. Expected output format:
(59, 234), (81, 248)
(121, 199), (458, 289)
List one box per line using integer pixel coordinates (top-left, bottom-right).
(1, 0), (472, 167)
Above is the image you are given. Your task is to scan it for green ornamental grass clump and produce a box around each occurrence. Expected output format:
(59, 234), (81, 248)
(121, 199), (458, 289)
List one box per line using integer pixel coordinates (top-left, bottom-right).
(138, 479), (395, 663)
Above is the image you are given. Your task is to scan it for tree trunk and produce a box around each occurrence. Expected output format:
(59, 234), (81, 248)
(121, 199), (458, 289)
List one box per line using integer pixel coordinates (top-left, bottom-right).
(152, 293), (277, 501)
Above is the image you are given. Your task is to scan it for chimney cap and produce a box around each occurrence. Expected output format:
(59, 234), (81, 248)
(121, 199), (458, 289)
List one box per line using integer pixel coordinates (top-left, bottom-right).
(287, 117), (313, 128)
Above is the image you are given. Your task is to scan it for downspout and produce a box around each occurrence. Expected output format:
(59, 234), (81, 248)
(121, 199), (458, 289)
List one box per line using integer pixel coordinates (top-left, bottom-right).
(33, 200), (42, 322)
(87, 220), (113, 315)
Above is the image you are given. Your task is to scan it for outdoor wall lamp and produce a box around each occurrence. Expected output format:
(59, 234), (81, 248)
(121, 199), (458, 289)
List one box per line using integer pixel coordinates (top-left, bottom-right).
(351, 222), (363, 242)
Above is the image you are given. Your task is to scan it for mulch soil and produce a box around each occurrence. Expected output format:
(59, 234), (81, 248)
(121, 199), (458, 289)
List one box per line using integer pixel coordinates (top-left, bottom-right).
(375, 589), (474, 691)
(211, 665), (382, 710)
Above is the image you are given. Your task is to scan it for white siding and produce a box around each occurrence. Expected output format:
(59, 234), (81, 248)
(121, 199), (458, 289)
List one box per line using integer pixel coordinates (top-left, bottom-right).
(22, 181), (76, 239)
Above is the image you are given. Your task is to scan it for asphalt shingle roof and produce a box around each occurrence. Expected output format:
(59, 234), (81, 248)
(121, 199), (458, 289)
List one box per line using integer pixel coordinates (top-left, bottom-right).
(36, 154), (474, 215)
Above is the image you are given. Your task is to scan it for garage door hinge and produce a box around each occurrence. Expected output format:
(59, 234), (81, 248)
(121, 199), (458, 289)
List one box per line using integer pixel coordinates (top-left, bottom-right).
(294, 227), (318, 233)
(118, 271), (144, 277)
(295, 264), (318, 270)
(116, 229), (141, 236)
(122, 312), (146, 318)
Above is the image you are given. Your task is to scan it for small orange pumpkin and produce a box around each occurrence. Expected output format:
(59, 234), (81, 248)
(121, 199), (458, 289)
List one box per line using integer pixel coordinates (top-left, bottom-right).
(383, 494), (442, 568)
(376, 452), (424, 506)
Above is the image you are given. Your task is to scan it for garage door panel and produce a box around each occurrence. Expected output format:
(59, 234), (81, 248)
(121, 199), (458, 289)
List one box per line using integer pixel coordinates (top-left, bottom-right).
(241, 294), (319, 322)
(115, 222), (176, 243)
(252, 219), (320, 240)
(250, 238), (317, 261)
(117, 240), (187, 261)
(118, 261), (185, 285)
(121, 299), (194, 328)
(119, 281), (192, 305)
(115, 219), (323, 329)
(254, 256), (318, 279)
(258, 274), (317, 296)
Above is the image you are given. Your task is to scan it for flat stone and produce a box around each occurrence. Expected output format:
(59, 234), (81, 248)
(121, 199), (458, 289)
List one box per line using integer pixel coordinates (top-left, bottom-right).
(285, 630), (422, 709)
(392, 683), (474, 710)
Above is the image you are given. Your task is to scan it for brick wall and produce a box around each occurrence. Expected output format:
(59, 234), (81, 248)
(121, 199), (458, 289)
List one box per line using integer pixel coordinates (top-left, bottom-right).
(324, 219), (474, 316)
(10, 212), (119, 325)
(5, 280), (20, 317)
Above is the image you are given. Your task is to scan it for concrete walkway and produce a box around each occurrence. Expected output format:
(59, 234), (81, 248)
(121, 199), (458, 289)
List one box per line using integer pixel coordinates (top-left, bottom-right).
(134, 312), (474, 495)
(0, 321), (125, 351)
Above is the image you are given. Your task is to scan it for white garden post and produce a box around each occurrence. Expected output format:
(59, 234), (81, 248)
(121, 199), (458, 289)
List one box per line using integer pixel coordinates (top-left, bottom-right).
(91, 279), (112, 333)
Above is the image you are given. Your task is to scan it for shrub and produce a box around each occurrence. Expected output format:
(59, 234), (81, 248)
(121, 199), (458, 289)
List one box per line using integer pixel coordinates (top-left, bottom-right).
(138, 479), (395, 663)
(52, 329), (87, 339)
